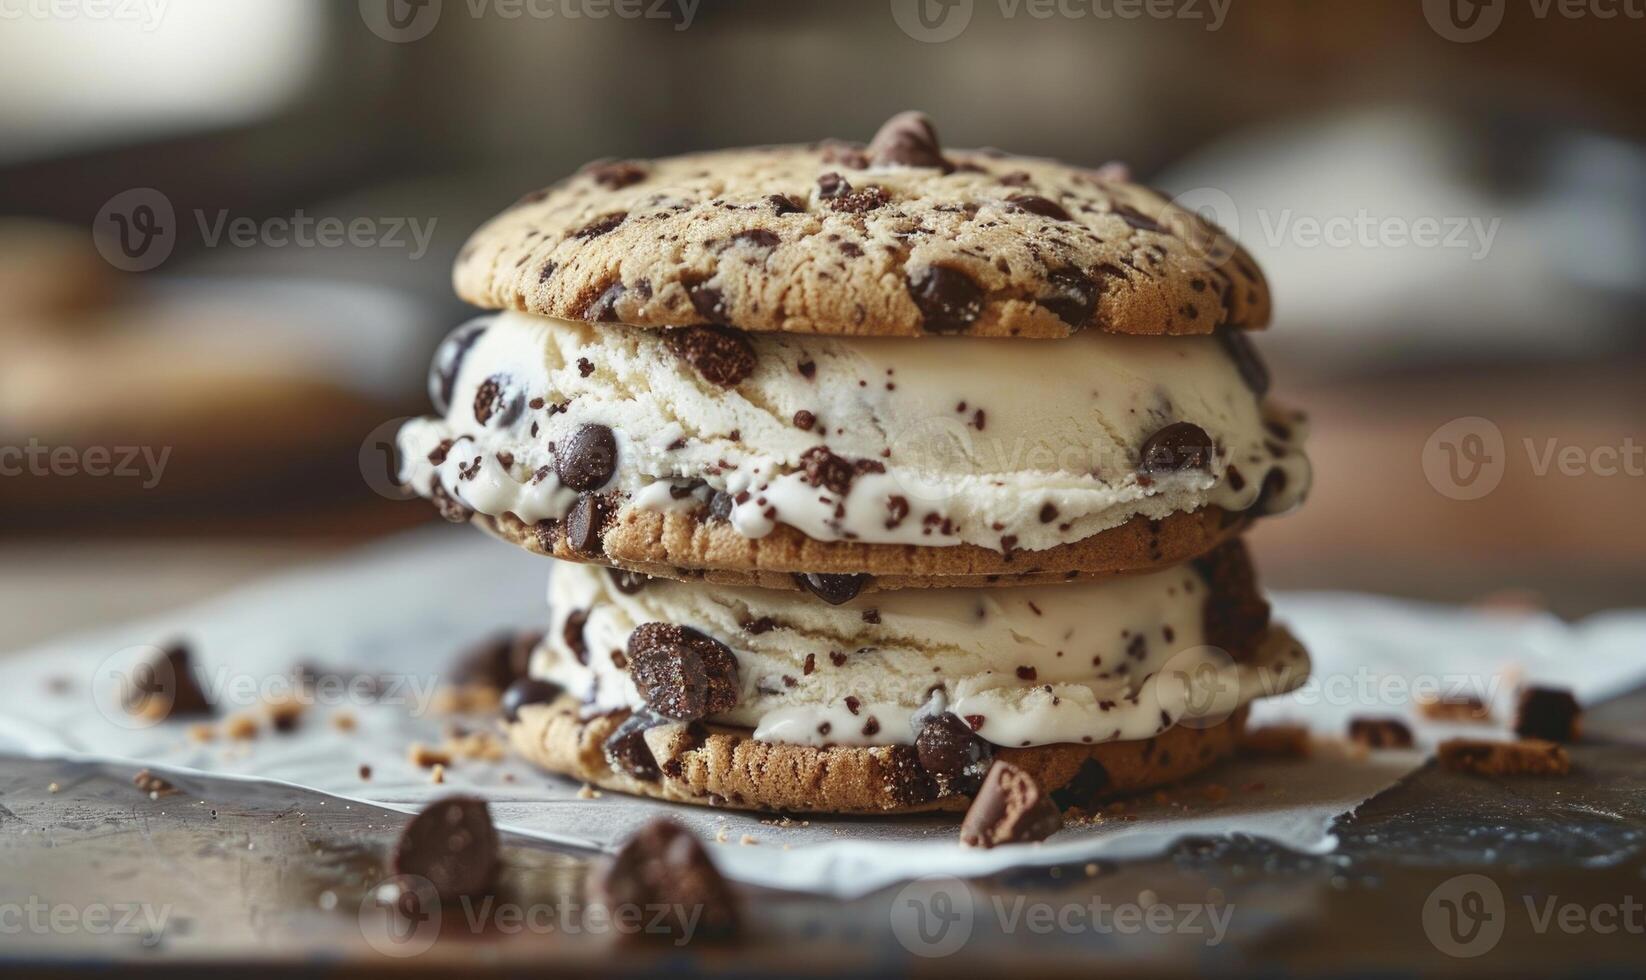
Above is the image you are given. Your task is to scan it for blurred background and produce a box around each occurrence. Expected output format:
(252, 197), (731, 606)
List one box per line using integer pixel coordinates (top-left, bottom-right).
(2, 0), (1643, 644)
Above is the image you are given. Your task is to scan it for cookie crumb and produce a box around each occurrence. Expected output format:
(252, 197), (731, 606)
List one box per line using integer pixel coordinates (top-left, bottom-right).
(1416, 693), (1491, 723)
(133, 769), (178, 798)
(1240, 724), (1310, 758)
(188, 723), (218, 743)
(577, 783), (601, 800)
(224, 714), (259, 741)
(430, 764), (446, 784)
(1347, 717), (1414, 749)
(358, 764), (373, 781)
(332, 711), (358, 733)
(738, 834), (757, 846)
(408, 743), (453, 768)
(1438, 738), (1570, 777)
(47, 782), (60, 794)
(1514, 687), (1581, 742)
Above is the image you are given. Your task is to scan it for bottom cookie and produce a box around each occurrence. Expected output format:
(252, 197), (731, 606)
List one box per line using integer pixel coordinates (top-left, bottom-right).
(505, 695), (1249, 816)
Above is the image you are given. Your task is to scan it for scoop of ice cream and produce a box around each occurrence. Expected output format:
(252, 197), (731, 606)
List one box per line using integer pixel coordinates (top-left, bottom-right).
(398, 311), (1309, 554)
(531, 560), (1310, 749)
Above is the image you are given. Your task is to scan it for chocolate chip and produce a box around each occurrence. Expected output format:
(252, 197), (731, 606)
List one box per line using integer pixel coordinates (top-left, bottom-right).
(791, 572), (870, 605)
(607, 567), (650, 594)
(582, 281), (626, 322)
(450, 630), (541, 690)
(708, 490), (734, 521)
(627, 624), (739, 721)
(391, 796), (500, 903)
(1038, 269), (1098, 328)
(1050, 758), (1112, 810)
(907, 266), (984, 333)
(793, 410), (816, 431)
(582, 159), (648, 189)
(1005, 194), (1071, 221)
(604, 713), (663, 781)
(564, 494), (609, 555)
(667, 325), (756, 388)
(867, 111), (953, 172)
(768, 193), (804, 215)
(1514, 687), (1581, 742)
(1251, 467), (1290, 516)
(916, 713), (990, 782)
(1193, 541), (1271, 659)
(1347, 717), (1414, 749)
(428, 320), (487, 415)
(591, 819), (740, 942)
(687, 281), (727, 323)
(960, 761), (1062, 848)
(573, 211), (627, 239)
(1138, 422), (1214, 476)
(817, 172), (851, 198)
(799, 446), (856, 495)
(1215, 326), (1272, 397)
(1038, 503), (1059, 523)
(123, 640), (213, 720)
(797, 359), (816, 379)
(1015, 666), (1037, 681)
(827, 185), (890, 213)
(501, 678), (562, 722)
(819, 138), (870, 169)
(562, 608), (590, 664)
(556, 423), (618, 491)
(1111, 203), (1165, 234)
(730, 228), (780, 251)
(473, 374), (523, 427)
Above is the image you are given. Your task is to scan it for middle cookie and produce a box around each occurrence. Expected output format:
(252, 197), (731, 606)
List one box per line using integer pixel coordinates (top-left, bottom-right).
(399, 311), (1309, 591)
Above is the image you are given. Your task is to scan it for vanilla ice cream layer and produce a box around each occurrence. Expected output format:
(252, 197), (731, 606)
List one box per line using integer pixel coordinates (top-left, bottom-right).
(530, 560), (1311, 749)
(398, 311), (1309, 555)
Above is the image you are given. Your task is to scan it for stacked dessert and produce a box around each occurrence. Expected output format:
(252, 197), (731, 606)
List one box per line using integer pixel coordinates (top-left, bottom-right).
(399, 113), (1313, 815)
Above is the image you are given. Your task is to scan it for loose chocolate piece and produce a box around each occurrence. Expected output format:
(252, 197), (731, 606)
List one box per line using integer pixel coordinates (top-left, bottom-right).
(606, 566), (651, 595)
(1438, 738), (1570, 777)
(907, 265), (984, 333)
(604, 713), (663, 781)
(124, 641), (213, 720)
(556, 423), (618, 491)
(1514, 687), (1581, 742)
(667, 325), (756, 387)
(1038, 269), (1098, 328)
(1347, 717), (1414, 749)
(791, 572), (870, 606)
(427, 320), (488, 415)
(473, 374), (524, 427)
(564, 494), (609, 555)
(915, 713), (991, 790)
(390, 796), (501, 903)
(960, 761), (1063, 848)
(501, 678), (562, 723)
(1215, 326), (1271, 397)
(1005, 194), (1071, 221)
(449, 630), (541, 690)
(1138, 422), (1214, 476)
(627, 624), (739, 721)
(591, 819), (740, 942)
(1417, 694), (1492, 723)
(867, 111), (953, 172)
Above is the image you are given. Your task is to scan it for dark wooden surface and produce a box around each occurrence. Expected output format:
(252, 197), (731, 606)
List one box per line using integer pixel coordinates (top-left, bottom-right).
(3, 686), (1644, 977)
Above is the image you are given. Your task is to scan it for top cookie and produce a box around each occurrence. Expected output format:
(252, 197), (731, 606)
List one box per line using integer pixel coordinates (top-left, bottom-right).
(454, 113), (1270, 339)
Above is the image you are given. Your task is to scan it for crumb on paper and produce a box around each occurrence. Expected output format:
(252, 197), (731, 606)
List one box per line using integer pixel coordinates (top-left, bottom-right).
(443, 730), (506, 763)
(47, 782), (60, 794)
(432, 684), (504, 716)
(408, 743), (452, 768)
(188, 723), (217, 743)
(358, 764), (372, 781)
(265, 696), (304, 733)
(739, 834), (757, 846)
(224, 714), (259, 741)
(1240, 724), (1311, 759)
(1415, 693), (1492, 723)
(576, 783), (600, 800)
(430, 764), (446, 784)
(333, 711), (358, 733)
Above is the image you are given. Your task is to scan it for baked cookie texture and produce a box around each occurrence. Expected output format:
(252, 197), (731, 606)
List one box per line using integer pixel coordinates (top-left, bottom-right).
(506, 694), (1250, 815)
(478, 506), (1249, 592)
(454, 114), (1269, 340)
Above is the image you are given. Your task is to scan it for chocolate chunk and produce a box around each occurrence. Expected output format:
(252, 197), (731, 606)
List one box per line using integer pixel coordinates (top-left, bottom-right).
(791, 572), (870, 605)
(817, 172), (851, 199)
(687, 281), (727, 323)
(607, 567), (650, 594)
(907, 265), (984, 333)
(730, 228), (780, 251)
(430, 483), (474, 524)
(667, 325), (756, 387)
(708, 490), (734, 521)
(501, 678), (563, 723)
(819, 138), (870, 170)
(1514, 687), (1581, 742)
(582, 280), (626, 322)
(582, 159), (648, 189)
(450, 630), (541, 690)
(828, 186), (890, 213)
(1005, 194), (1071, 221)
(1038, 269), (1097, 328)
(1348, 717), (1414, 749)
(627, 624), (739, 721)
(573, 211), (627, 239)
(473, 374), (523, 427)
(391, 796), (501, 903)
(768, 193), (804, 215)
(556, 423), (618, 491)
(867, 111), (953, 172)
(605, 713), (663, 781)
(1215, 326), (1271, 397)
(427, 320), (487, 415)
(1250, 467), (1291, 516)
(124, 641), (213, 720)
(1049, 758), (1112, 811)
(562, 608), (590, 664)
(1111, 203), (1165, 234)
(915, 713), (990, 786)
(960, 761), (1062, 848)
(1192, 541), (1270, 659)
(591, 819), (740, 942)
(799, 446), (856, 495)
(564, 494), (609, 555)
(793, 409), (817, 431)
(1138, 422), (1214, 476)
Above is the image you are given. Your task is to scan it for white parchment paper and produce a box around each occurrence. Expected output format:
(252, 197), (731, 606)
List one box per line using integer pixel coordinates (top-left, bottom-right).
(4, 527), (1643, 897)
